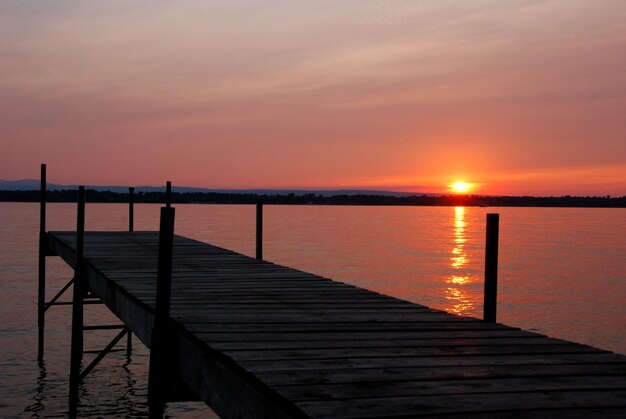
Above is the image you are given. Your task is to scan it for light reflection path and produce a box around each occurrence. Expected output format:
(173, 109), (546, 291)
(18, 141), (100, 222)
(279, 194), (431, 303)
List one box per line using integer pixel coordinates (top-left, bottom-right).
(445, 207), (474, 315)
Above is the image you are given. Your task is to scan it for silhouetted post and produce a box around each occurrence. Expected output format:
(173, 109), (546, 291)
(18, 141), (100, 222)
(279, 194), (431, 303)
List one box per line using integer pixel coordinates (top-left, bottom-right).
(127, 186), (135, 355)
(165, 181), (172, 208)
(148, 206), (175, 418)
(37, 163), (46, 362)
(483, 213), (500, 323)
(128, 187), (135, 232)
(256, 199), (263, 260)
(69, 186), (86, 417)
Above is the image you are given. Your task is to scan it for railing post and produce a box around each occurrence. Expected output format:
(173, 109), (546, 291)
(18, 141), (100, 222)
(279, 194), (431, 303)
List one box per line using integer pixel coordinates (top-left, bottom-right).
(483, 213), (500, 323)
(256, 199), (263, 260)
(148, 206), (175, 418)
(165, 181), (172, 208)
(37, 163), (46, 362)
(128, 187), (135, 232)
(69, 186), (86, 417)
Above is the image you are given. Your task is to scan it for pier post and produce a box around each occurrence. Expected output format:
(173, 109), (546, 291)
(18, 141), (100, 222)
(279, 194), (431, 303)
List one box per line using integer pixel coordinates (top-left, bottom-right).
(256, 199), (263, 260)
(165, 181), (172, 208)
(148, 206), (175, 418)
(127, 186), (134, 355)
(483, 213), (500, 323)
(37, 163), (46, 362)
(128, 187), (135, 232)
(69, 186), (86, 417)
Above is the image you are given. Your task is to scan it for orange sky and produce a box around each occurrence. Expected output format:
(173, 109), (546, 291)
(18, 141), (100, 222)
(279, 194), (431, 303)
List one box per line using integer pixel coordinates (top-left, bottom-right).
(1, 1), (625, 196)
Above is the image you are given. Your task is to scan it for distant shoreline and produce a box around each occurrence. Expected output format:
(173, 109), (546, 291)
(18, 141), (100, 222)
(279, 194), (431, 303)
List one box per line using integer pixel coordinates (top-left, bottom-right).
(0, 190), (624, 208)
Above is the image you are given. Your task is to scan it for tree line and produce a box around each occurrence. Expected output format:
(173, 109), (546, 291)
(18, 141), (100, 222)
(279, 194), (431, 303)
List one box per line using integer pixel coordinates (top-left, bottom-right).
(0, 189), (624, 207)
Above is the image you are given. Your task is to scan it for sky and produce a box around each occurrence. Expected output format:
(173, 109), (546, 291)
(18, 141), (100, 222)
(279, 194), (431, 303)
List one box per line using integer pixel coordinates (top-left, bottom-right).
(1, 1), (625, 196)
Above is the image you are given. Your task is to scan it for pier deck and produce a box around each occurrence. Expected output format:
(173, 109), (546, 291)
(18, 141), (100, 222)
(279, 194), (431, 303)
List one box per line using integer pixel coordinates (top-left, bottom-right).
(48, 231), (626, 418)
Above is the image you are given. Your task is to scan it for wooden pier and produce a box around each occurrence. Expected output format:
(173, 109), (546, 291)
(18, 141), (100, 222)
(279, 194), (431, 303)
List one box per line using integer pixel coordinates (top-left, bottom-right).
(45, 229), (626, 418)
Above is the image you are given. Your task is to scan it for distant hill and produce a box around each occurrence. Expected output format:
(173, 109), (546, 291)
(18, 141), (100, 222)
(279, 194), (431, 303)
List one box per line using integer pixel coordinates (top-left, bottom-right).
(0, 179), (424, 197)
(0, 179), (47, 190)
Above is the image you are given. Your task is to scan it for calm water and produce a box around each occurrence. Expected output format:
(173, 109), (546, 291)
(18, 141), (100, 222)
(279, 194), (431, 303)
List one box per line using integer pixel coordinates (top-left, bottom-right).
(1, 202), (624, 417)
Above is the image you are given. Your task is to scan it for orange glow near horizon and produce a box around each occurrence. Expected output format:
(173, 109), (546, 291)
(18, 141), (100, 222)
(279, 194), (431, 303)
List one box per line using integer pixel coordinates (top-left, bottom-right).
(449, 181), (474, 194)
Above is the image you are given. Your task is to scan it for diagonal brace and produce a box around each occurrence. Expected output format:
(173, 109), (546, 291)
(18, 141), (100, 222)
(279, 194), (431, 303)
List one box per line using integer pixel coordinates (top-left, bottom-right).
(79, 328), (130, 380)
(44, 277), (75, 311)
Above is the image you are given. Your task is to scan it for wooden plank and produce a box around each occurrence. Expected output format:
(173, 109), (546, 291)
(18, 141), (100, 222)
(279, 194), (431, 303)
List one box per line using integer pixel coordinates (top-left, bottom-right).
(207, 337), (570, 351)
(241, 353), (626, 373)
(175, 309), (450, 317)
(223, 343), (604, 364)
(167, 304), (437, 312)
(168, 313), (479, 323)
(256, 361), (626, 386)
(274, 376), (626, 401)
(295, 390), (626, 418)
(195, 329), (543, 343)
(183, 322), (515, 333)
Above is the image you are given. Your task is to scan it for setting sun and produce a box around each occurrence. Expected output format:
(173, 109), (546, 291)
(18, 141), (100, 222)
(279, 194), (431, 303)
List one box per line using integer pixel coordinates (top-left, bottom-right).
(450, 181), (473, 194)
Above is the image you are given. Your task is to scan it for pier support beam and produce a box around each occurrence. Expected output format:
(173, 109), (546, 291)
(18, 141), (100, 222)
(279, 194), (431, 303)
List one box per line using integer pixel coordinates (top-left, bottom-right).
(37, 163), (46, 362)
(256, 199), (263, 260)
(69, 186), (86, 417)
(483, 213), (500, 323)
(148, 206), (176, 418)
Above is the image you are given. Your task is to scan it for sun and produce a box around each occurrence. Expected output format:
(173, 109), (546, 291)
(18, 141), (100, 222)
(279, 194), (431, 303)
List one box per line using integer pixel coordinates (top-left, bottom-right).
(449, 181), (473, 194)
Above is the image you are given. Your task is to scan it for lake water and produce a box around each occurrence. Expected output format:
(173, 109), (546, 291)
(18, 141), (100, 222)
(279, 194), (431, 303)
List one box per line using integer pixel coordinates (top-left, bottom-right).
(0, 202), (624, 417)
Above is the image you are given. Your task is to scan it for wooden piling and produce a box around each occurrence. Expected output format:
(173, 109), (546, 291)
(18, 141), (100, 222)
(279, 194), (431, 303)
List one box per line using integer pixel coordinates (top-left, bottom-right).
(69, 186), (86, 416)
(483, 213), (500, 323)
(127, 186), (135, 354)
(165, 181), (172, 208)
(154, 207), (175, 322)
(37, 163), (46, 362)
(148, 206), (176, 418)
(256, 199), (263, 260)
(128, 187), (135, 232)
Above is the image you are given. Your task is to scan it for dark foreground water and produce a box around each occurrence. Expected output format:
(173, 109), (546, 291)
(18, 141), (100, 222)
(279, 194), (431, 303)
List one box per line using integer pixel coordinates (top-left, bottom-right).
(1, 203), (624, 417)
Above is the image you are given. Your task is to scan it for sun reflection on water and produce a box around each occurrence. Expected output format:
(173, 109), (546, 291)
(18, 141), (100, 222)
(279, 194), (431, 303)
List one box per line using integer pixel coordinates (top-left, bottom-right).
(445, 206), (474, 315)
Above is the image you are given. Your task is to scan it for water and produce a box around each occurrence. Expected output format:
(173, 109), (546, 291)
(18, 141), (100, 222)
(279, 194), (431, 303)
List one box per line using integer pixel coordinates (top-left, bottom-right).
(1, 202), (624, 417)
